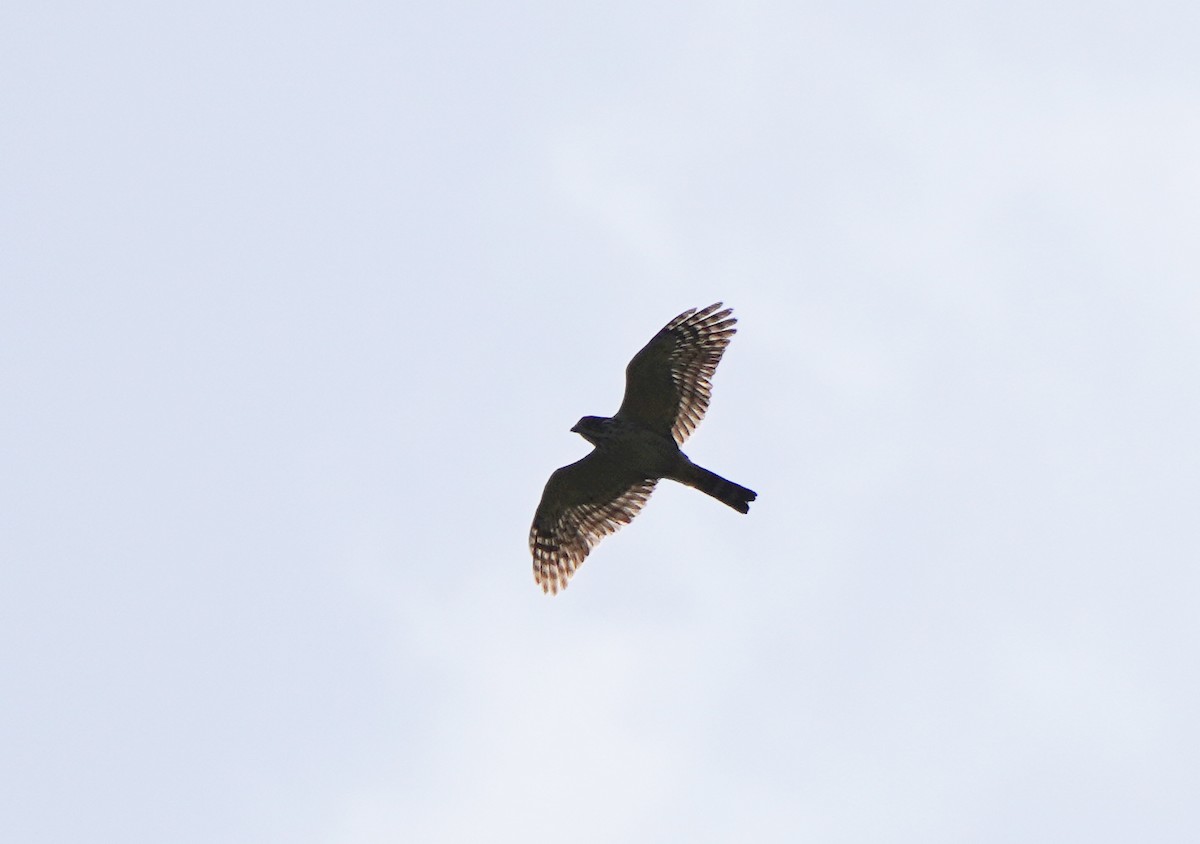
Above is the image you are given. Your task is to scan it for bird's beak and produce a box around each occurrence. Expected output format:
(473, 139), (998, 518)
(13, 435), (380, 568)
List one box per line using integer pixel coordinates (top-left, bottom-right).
(569, 422), (582, 434)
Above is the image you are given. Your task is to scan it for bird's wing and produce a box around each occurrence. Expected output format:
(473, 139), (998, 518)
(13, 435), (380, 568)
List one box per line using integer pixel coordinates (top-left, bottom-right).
(614, 302), (737, 445)
(529, 450), (658, 594)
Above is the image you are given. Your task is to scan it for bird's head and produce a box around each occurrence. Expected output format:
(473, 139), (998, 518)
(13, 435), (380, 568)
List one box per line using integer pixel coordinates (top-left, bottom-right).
(571, 415), (616, 446)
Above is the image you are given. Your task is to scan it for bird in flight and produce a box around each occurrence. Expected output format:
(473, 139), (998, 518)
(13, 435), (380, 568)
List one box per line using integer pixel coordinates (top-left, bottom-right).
(529, 302), (756, 594)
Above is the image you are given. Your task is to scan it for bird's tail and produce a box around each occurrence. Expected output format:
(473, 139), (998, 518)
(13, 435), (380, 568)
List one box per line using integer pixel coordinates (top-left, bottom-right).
(683, 463), (757, 514)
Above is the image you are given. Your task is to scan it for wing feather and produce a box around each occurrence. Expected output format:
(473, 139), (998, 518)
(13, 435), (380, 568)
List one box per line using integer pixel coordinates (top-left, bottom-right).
(614, 302), (737, 445)
(529, 450), (657, 594)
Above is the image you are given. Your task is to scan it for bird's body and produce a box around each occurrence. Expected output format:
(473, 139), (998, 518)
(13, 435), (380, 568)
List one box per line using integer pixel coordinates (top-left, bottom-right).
(529, 303), (756, 594)
(572, 417), (680, 478)
(571, 415), (755, 513)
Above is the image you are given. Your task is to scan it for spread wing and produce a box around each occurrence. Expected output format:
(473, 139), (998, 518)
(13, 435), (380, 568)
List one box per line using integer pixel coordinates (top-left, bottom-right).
(614, 302), (737, 445)
(529, 450), (658, 595)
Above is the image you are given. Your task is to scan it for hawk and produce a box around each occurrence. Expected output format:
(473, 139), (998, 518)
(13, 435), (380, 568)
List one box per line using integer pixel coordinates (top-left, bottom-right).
(530, 302), (756, 594)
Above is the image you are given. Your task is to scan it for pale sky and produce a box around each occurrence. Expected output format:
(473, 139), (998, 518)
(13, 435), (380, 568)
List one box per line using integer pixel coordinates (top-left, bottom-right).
(3, 2), (1199, 842)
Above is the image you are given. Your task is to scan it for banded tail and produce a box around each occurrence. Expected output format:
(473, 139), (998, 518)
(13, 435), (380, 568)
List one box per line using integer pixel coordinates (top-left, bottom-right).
(683, 463), (757, 514)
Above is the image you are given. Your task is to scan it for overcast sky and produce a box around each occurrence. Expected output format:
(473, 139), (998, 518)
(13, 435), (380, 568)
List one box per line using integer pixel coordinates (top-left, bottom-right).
(3, 2), (1199, 842)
